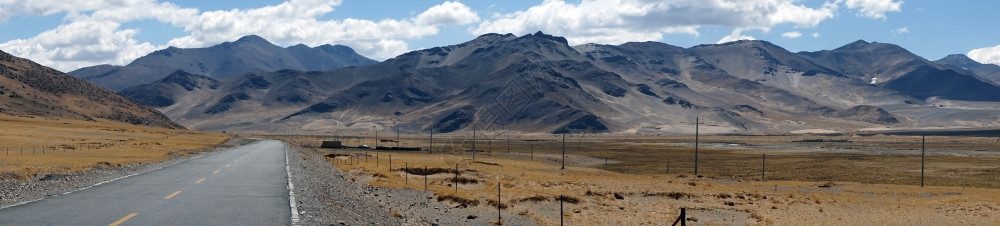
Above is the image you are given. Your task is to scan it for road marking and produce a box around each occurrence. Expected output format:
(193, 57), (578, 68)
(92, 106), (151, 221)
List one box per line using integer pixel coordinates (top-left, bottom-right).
(213, 170), (221, 174)
(108, 213), (137, 226)
(195, 178), (206, 184)
(235, 159), (239, 163)
(164, 190), (182, 200)
(225, 164), (231, 168)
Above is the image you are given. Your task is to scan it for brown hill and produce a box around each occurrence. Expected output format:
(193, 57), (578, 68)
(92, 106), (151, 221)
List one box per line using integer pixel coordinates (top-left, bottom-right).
(0, 50), (183, 129)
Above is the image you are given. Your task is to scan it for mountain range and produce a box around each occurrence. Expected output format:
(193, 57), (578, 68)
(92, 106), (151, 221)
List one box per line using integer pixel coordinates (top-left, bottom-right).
(0, 50), (182, 129)
(112, 33), (1000, 134)
(935, 54), (1000, 85)
(69, 35), (377, 91)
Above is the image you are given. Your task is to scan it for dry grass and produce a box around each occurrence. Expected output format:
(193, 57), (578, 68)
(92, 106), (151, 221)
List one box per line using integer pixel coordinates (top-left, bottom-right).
(283, 133), (1000, 188)
(0, 114), (228, 181)
(292, 132), (1000, 225)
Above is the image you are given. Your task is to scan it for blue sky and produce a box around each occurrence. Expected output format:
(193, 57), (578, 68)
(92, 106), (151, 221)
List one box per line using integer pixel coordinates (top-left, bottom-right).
(1, 0), (999, 72)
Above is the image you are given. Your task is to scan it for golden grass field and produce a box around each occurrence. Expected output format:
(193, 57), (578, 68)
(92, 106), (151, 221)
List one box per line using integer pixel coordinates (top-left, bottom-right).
(0, 114), (229, 181)
(279, 133), (1000, 225)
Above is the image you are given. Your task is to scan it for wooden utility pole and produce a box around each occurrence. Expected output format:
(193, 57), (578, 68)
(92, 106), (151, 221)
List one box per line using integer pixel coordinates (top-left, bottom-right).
(695, 117), (700, 175)
(761, 154), (766, 181)
(473, 128), (477, 159)
(561, 133), (566, 170)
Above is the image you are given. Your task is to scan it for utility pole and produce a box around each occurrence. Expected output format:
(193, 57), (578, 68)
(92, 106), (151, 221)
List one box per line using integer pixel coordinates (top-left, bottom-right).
(429, 129), (433, 154)
(473, 128), (477, 159)
(695, 117), (700, 175)
(561, 133), (566, 170)
(761, 154), (766, 181)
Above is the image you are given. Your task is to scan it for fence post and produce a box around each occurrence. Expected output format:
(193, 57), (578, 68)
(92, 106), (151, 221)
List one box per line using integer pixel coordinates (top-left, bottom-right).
(561, 134), (566, 170)
(921, 136), (925, 187)
(405, 162), (408, 185)
(560, 195), (564, 226)
(671, 208), (686, 226)
(455, 162), (459, 192)
(424, 165), (428, 191)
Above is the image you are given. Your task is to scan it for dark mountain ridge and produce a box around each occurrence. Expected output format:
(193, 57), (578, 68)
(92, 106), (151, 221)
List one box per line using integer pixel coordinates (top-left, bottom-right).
(117, 33), (1000, 134)
(799, 40), (1000, 101)
(934, 54), (1000, 84)
(69, 35), (377, 91)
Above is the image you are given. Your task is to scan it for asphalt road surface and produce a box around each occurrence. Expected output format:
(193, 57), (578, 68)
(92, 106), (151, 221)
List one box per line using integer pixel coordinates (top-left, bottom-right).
(0, 140), (293, 225)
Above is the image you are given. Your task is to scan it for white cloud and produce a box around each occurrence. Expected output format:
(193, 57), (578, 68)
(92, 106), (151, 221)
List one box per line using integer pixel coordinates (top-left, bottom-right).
(892, 26), (909, 35)
(842, 0), (903, 19)
(0, 20), (160, 70)
(415, 1), (479, 26)
(717, 29), (756, 44)
(0, 0), (479, 71)
(474, 0), (836, 46)
(968, 44), (1000, 65)
(782, 31), (803, 39)
(472, 0), (906, 46)
(812, 32), (821, 38)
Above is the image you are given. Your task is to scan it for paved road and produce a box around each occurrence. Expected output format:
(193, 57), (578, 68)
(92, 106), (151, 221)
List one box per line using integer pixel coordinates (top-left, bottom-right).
(0, 140), (293, 225)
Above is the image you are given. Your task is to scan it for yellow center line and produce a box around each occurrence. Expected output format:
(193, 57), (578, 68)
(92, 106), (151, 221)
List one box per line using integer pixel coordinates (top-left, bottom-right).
(108, 213), (137, 226)
(164, 190), (182, 200)
(213, 170), (221, 174)
(225, 164), (231, 168)
(195, 178), (207, 184)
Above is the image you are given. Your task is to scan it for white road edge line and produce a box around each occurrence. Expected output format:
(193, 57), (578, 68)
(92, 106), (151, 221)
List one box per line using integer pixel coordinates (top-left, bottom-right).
(284, 142), (300, 226)
(0, 141), (257, 210)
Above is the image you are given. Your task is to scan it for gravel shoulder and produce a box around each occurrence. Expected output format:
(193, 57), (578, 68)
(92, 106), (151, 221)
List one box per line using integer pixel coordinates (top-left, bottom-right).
(0, 137), (254, 208)
(287, 145), (538, 225)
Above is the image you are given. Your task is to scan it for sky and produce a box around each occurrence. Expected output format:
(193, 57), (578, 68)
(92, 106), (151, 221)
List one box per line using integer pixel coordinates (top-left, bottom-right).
(1, 0), (999, 72)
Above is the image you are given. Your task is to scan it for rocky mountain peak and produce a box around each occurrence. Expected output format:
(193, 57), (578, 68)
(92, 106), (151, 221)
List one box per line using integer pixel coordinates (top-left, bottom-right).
(234, 35), (271, 45)
(519, 31), (569, 45)
(937, 54), (979, 66)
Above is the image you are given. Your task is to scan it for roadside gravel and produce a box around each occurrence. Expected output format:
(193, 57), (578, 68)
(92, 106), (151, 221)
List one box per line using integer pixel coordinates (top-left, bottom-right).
(0, 137), (253, 208)
(287, 145), (538, 225)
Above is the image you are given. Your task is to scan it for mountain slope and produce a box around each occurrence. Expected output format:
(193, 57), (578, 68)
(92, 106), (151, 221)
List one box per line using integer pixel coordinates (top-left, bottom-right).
(70, 35), (377, 91)
(118, 34), (1000, 134)
(0, 50), (183, 129)
(799, 40), (1000, 102)
(935, 54), (1000, 84)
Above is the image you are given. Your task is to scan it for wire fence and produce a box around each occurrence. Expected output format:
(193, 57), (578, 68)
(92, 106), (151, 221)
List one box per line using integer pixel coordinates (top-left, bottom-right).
(256, 133), (1000, 188)
(0, 136), (171, 156)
